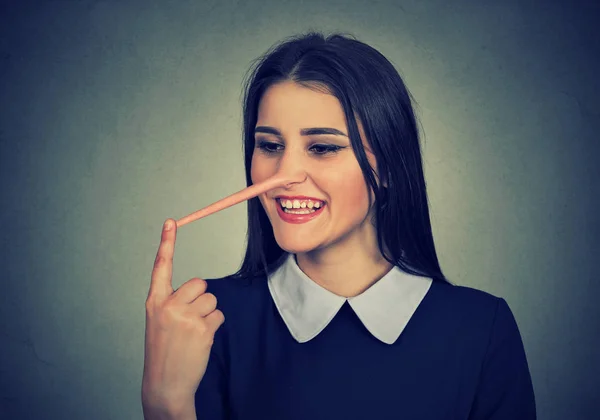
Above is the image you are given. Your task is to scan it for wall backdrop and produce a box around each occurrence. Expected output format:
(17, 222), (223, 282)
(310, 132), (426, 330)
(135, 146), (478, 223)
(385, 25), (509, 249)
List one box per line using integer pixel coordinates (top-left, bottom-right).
(1, 0), (598, 419)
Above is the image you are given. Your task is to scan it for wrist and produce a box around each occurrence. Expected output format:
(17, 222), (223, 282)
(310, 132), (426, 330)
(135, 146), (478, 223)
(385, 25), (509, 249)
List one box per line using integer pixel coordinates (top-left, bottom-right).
(172, 403), (197, 420)
(142, 393), (196, 420)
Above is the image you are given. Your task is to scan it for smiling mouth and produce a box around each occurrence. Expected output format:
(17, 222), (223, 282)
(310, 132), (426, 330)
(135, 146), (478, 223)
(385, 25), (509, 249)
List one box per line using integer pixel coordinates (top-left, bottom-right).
(275, 200), (326, 223)
(281, 207), (320, 214)
(275, 197), (326, 210)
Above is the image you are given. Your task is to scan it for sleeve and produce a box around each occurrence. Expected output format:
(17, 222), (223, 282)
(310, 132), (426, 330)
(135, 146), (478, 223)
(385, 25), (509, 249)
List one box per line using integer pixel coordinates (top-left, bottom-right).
(194, 281), (230, 420)
(468, 298), (537, 420)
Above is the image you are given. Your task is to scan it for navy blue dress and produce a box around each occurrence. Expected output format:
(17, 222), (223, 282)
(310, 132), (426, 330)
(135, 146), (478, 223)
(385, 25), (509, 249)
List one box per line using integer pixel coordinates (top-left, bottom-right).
(195, 273), (536, 419)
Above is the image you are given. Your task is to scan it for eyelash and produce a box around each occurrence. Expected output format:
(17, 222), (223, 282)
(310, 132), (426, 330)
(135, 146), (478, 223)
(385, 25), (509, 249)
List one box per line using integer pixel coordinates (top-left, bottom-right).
(256, 140), (344, 156)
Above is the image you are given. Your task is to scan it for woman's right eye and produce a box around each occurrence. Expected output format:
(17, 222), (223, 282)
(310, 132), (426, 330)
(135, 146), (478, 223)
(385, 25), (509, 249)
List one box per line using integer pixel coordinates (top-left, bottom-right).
(256, 140), (343, 156)
(256, 141), (282, 154)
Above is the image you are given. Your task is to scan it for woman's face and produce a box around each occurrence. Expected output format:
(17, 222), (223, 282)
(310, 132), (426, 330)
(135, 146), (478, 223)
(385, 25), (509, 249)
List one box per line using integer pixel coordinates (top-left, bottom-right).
(251, 80), (379, 255)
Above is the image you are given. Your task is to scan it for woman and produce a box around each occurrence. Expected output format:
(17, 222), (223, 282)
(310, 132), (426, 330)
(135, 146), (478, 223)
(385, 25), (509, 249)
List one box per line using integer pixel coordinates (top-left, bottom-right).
(142, 32), (536, 420)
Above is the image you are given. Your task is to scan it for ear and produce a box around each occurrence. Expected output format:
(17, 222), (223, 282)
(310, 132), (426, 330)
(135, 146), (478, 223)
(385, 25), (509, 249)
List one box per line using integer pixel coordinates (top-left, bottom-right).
(381, 170), (390, 188)
(375, 167), (389, 189)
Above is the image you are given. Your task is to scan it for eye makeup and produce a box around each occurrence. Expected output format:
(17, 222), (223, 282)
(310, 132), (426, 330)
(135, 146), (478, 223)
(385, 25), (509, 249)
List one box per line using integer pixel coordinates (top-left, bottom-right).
(255, 140), (346, 156)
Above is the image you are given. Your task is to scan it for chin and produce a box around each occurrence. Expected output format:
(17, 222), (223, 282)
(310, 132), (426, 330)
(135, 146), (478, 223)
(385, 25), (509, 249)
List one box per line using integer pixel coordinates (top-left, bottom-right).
(274, 234), (321, 254)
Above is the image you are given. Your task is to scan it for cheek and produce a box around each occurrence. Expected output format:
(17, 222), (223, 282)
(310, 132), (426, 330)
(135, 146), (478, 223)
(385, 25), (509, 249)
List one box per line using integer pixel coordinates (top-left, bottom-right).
(347, 175), (371, 208)
(250, 153), (270, 183)
(250, 154), (275, 208)
(329, 167), (371, 210)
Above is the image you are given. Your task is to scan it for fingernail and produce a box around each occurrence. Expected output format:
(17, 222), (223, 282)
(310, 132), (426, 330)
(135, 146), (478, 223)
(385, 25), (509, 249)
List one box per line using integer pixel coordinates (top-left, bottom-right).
(164, 220), (172, 231)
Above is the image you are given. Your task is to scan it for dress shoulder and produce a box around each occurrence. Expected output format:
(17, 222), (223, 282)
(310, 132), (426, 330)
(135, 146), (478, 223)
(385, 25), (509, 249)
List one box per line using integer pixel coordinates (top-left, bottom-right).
(426, 281), (503, 325)
(429, 282), (536, 419)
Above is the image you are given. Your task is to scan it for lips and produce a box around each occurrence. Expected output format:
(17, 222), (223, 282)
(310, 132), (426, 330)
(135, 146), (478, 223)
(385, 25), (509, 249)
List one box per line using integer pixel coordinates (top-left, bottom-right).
(275, 195), (325, 202)
(276, 201), (326, 224)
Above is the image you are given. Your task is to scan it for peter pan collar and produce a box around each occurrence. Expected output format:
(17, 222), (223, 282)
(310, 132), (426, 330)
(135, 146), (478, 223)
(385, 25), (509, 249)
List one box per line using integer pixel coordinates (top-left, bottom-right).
(267, 253), (433, 345)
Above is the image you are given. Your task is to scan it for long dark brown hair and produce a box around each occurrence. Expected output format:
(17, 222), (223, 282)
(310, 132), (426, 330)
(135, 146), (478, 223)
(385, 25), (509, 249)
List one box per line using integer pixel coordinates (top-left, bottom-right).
(231, 32), (450, 284)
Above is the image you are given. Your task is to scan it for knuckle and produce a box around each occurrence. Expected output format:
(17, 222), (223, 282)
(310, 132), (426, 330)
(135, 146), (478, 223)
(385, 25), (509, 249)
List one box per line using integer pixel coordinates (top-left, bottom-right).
(153, 255), (165, 269)
(176, 278), (206, 299)
(180, 316), (197, 331)
(198, 294), (218, 313)
(207, 309), (225, 328)
(205, 293), (217, 306)
(147, 297), (213, 335)
(215, 309), (225, 325)
(144, 297), (154, 313)
(157, 302), (178, 324)
(157, 304), (198, 331)
(208, 309), (225, 326)
(145, 294), (162, 314)
(215, 309), (225, 321)
(190, 277), (207, 290)
(195, 320), (209, 335)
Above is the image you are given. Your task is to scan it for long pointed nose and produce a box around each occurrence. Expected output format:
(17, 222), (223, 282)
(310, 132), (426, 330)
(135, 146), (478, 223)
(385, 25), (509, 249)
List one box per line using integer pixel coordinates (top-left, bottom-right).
(175, 171), (309, 227)
(281, 171), (308, 188)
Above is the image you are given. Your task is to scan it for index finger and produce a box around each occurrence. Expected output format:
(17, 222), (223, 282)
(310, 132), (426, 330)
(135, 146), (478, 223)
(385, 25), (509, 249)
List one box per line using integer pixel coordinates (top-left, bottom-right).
(149, 218), (177, 300)
(175, 172), (307, 228)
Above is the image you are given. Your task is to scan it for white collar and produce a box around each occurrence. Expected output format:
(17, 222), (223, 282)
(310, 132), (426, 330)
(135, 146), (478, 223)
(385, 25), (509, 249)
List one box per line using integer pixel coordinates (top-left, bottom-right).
(267, 253), (433, 345)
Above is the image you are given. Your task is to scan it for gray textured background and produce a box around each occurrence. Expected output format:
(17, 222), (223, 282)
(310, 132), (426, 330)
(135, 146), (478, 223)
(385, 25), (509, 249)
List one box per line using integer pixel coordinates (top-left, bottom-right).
(1, 0), (599, 419)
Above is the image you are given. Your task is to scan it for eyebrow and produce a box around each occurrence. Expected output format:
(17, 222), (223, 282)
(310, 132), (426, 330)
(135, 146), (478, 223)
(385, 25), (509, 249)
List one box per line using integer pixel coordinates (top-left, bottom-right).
(254, 126), (348, 138)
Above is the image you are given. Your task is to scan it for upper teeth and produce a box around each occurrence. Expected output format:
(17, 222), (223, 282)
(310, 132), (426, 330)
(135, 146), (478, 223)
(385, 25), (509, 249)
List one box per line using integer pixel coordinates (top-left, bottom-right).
(278, 199), (323, 209)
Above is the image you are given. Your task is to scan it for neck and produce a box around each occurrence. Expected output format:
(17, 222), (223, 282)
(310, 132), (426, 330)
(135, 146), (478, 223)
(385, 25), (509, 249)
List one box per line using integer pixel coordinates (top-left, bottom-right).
(295, 237), (393, 298)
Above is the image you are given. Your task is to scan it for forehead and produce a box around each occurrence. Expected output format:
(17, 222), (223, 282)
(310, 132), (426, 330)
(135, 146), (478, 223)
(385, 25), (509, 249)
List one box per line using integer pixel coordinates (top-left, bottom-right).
(256, 81), (347, 129)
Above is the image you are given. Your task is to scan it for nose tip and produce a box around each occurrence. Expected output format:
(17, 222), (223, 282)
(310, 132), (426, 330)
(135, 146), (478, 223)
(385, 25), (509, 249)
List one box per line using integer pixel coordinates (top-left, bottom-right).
(265, 171), (308, 198)
(283, 171), (308, 188)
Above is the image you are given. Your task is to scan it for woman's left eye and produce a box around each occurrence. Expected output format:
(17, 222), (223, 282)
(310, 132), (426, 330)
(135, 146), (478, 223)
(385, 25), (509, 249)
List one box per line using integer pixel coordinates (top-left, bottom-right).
(310, 144), (343, 155)
(256, 141), (343, 156)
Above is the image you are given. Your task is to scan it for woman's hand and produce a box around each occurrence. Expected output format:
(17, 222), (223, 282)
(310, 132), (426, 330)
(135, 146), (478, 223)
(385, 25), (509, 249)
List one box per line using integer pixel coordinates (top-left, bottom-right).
(142, 219), (225, 419)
